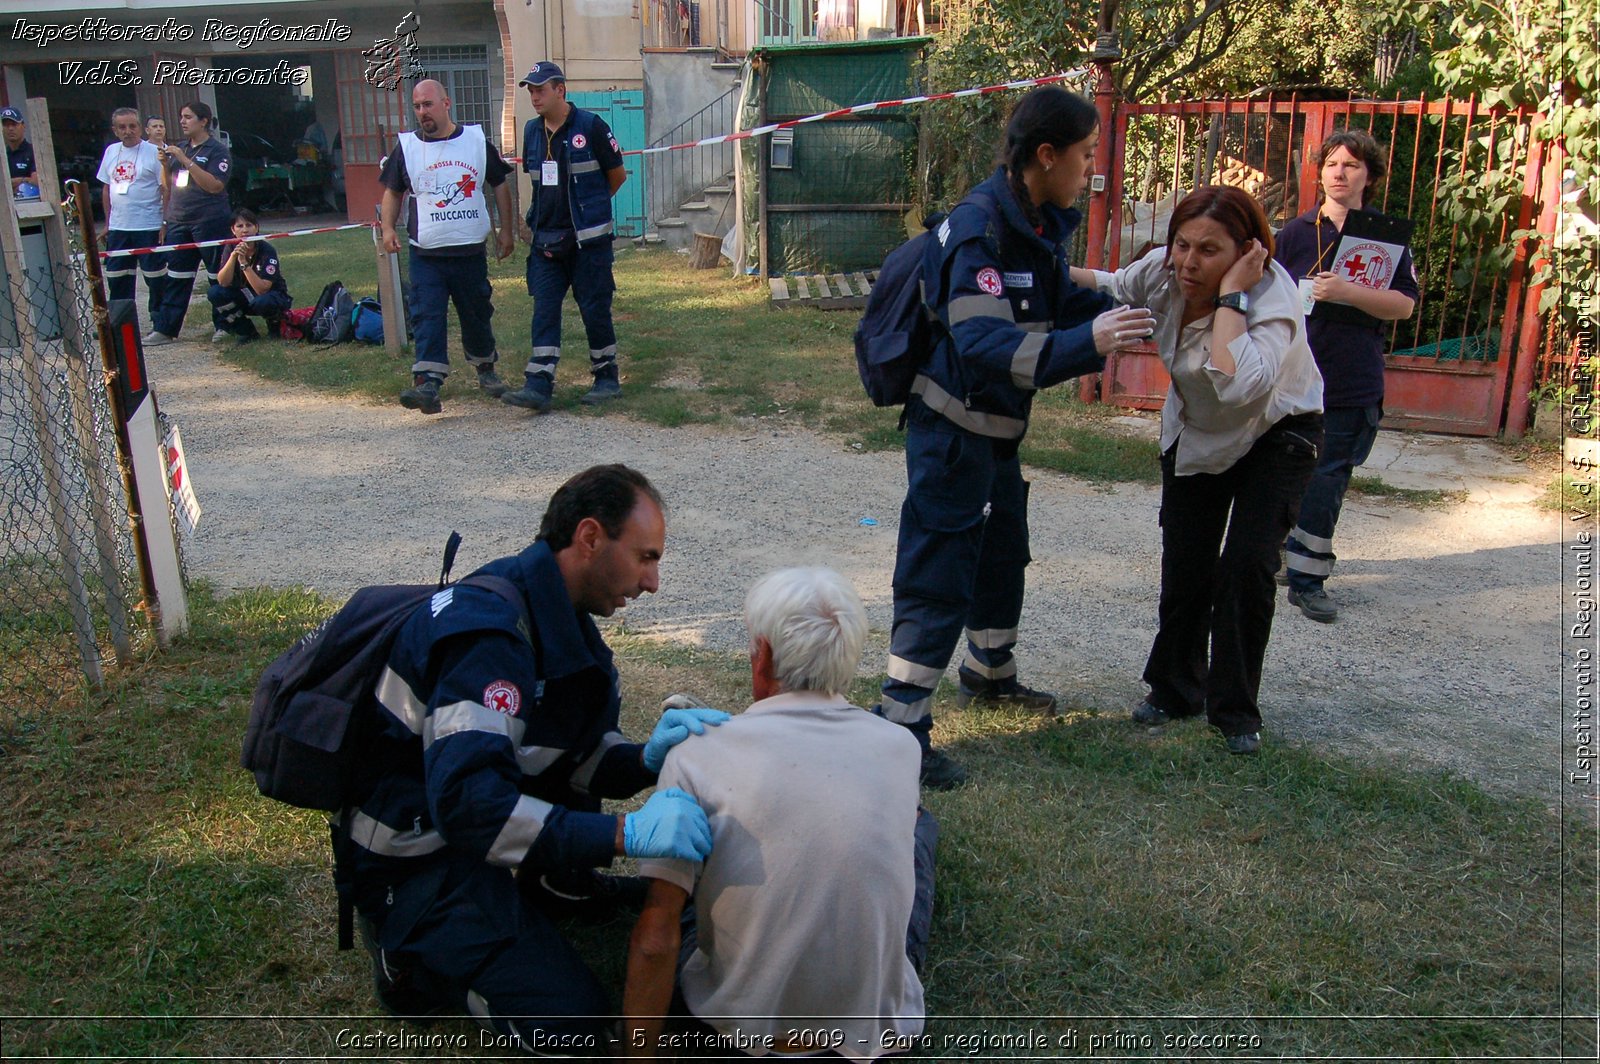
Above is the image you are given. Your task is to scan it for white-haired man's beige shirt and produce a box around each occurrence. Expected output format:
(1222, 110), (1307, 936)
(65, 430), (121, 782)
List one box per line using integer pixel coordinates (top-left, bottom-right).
(640, 690), (925, 1063)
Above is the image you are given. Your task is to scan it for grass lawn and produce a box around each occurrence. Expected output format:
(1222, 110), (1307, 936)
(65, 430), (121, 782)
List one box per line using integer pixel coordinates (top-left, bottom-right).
(224, 230), (1162, 484)
(2, 586), (1593, 1059)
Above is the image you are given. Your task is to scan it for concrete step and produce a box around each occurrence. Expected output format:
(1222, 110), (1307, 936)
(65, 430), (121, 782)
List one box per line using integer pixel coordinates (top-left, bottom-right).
(704, 184), (733, 196)
(657, 217), (688, 228)
(680, 201), (712, 212)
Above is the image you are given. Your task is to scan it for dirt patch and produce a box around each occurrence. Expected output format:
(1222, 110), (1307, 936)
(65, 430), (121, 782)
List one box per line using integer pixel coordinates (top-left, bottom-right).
(149, 339), (1569, 808)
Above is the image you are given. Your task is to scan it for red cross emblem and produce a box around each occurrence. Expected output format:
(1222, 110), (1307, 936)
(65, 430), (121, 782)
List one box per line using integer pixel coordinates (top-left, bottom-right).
(484, 680), (521, 715)
(1342, 254), (1367, 278)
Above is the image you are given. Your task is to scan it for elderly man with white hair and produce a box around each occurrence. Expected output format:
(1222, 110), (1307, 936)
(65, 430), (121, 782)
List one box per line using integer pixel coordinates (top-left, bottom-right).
(623, 567), (937, 1062)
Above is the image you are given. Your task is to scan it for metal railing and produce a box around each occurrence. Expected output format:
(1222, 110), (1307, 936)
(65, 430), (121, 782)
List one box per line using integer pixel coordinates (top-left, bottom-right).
(645, 86), (741, 236)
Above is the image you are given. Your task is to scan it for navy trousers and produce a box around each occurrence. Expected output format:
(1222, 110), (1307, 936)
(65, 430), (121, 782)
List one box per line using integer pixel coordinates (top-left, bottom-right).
(880, 407), (1029, 740)
(407, 248), (499, 379)
(103, 228), (163, 308)
(207, 284), (291, 339)
(1143, 414), (1322, 737)
(525, 240), (617, 380)
(356, 853), (613, 1051)
(151, 218), (228, 337)
(1286, 404), (1380, 594)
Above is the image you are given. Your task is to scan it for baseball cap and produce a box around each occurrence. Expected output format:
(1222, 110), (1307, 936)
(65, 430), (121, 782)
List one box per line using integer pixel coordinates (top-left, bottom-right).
(519, 62), (565, 87)
(0, 107), (23, 124)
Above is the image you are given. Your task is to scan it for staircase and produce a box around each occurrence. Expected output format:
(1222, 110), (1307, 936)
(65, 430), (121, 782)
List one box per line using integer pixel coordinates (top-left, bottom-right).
(640, 77), (742, 253)
(648, 171), (736, 252)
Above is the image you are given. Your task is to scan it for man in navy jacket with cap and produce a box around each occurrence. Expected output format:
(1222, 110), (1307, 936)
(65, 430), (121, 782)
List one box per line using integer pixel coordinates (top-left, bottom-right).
(502, 62), (630, 413)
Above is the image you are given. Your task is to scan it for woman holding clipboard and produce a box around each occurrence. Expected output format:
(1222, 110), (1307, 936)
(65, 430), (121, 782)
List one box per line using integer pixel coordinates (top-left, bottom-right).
(1274, 130), (1419, 623)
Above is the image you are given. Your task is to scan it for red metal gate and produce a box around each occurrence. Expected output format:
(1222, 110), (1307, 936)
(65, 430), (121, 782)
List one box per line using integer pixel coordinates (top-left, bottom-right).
(1081, 89), (1556, 437)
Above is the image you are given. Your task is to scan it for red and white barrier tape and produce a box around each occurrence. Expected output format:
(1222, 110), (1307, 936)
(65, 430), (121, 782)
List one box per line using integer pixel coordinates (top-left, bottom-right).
(98, 221), (377, 259)
(623, 68), (1089, 158)
(503, 67), (1090, 163)
(94, 69), (1090, 255)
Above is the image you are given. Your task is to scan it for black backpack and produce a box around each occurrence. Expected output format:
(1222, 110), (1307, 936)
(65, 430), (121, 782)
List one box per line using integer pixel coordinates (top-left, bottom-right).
(309, 280), (356, 344)
(853, 216), (947, 408)
(241, 533), (525, 814)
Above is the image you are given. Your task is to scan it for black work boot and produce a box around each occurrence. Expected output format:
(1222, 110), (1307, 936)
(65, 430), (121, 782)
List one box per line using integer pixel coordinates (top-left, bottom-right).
(955, 671), (1058, 716)
(580, 364), (622, 405)
(523, 868), (648, 922)
(919, 746), (968, 791)
(501, 374), (554, 413)
(399, 374), (443, 415)
(475, 365), (509, 397)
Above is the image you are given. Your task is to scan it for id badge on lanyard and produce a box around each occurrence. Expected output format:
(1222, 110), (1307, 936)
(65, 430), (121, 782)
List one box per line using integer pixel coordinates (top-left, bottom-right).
(112, 180), (131, 195)
(175, 169), (190, 188)
(541, 161), (559, 187)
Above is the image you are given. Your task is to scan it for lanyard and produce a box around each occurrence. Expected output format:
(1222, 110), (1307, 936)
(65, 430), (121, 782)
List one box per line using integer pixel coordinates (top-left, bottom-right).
(1312, 212), (1340, 274)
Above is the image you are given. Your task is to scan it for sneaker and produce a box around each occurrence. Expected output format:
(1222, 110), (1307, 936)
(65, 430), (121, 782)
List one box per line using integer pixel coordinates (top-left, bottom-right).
(211, 328), (229, 342)
(1287, 586), (1338, 623)
(580, 369), (622, 405)
(525, 868), (648, 922)
(954, 676), (1057, 716)
(919, 746), (968, 791)
(475, 366), (509, 397)
(501, 376), (553, 413)
(398, 374), (443, 415)
(142, 330), (175, 346)
(1130, 700), (1170, 725)
(1225, 732), (1262, 755)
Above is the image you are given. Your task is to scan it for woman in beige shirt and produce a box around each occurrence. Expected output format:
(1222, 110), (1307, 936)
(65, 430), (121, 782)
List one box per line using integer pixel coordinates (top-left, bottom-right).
(1073, 186), (1324, 755)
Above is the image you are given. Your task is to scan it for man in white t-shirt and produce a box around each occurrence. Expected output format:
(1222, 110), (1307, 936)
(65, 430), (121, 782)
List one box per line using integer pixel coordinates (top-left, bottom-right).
(96, 107), (167, 312)
(624, 567), (936, 1063)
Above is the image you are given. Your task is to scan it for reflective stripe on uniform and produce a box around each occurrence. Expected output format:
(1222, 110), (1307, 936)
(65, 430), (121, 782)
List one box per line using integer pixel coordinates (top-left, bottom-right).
(966, 627), (1018, 650)
(570, 159), (601, 174)
(515, 743), (568, 776)
(348, 808), (448, 858)
(1285, 554), (1333, 576)
(575, 219), (613, 242)
(960, 654), (1017, 680)
(1010, 331), (1045, 389)
(426, 699), (524, 749)
(569, 730), (626, 795)
(486, 793), (554, 867)
(1289, 525), (1334, 553)
(880, 692), (933, 724)
(948, 293), (1013, 325)
(887, 654), (944, 690)
(910, 375), (1027, 440)
(375, 665), (428, 735)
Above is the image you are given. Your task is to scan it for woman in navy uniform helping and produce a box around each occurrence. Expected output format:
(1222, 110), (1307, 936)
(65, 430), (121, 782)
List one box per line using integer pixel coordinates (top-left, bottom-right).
(876, 87), (1156, 789)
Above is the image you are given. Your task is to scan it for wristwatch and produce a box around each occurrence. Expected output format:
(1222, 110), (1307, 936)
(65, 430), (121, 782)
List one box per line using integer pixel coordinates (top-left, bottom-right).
(1215, 291), (1249, 314)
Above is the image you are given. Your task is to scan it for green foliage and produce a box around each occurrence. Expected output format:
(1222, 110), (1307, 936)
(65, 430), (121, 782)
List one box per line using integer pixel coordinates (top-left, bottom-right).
(1395, 0), (1600, 338)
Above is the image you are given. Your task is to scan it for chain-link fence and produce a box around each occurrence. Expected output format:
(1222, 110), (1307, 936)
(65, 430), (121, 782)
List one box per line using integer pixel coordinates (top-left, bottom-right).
(1, 190), (144, 719)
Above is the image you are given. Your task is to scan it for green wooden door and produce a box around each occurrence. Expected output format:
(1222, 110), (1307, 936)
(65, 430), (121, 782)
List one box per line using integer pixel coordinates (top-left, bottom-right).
(567, 90), (646, 238)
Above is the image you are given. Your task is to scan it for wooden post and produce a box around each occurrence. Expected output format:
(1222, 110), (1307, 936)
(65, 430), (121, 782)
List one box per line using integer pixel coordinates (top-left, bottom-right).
(373, 205), (405, 355)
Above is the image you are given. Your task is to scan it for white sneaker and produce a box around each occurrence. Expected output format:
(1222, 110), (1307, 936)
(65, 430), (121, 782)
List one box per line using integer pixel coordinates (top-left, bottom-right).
(211, 328), (229, 342)
(142, 330), (175, 346)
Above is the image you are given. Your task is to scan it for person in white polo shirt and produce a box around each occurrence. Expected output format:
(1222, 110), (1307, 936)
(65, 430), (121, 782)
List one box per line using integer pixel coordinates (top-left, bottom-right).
(96, 107), (167, 316)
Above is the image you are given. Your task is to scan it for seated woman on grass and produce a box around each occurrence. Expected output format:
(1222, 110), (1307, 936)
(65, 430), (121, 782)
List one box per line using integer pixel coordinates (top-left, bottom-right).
(208, 208), (291, 342)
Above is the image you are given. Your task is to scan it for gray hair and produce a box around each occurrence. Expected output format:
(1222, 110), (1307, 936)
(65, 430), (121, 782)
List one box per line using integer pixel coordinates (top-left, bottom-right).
(744, 567), (867, 697)
(111, 107), (140, 122)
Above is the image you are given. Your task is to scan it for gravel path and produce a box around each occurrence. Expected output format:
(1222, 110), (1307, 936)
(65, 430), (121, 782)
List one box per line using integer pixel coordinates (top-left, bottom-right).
(149, 338), (1566, 805)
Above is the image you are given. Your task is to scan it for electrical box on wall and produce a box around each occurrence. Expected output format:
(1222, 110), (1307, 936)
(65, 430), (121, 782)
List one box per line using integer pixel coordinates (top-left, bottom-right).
(1090, 174), (1107, 192)
(770, 128), (795, 170)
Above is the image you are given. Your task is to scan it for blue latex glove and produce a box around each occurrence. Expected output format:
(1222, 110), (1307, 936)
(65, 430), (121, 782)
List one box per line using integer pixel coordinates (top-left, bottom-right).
(623, 787), (712, 861)
(642, 706), (730, 771)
